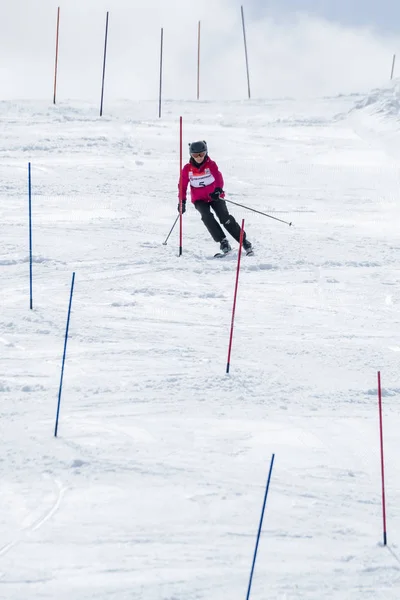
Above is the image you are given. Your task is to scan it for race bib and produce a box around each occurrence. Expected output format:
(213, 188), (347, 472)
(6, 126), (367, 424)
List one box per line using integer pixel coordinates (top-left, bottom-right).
(189, 168), (215, 188)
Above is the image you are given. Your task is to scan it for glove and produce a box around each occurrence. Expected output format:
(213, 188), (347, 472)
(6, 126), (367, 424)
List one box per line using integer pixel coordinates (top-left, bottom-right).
(209, 187), (224, 201)
(177, 199), (186, 213)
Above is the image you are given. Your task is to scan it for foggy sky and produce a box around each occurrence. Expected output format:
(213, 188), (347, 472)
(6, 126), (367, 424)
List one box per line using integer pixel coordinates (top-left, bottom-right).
(249, 0), (400, 33)
(0, 0), (399, 102)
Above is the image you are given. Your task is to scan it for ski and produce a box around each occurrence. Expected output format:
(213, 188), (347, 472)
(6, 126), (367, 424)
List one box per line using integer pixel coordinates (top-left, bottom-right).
(214, 251), (231, 258)
(213, 249), (254, 258)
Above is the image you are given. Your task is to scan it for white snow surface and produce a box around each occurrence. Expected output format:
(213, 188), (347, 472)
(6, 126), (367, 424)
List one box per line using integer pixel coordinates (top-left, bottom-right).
(1, 89), (400, 599)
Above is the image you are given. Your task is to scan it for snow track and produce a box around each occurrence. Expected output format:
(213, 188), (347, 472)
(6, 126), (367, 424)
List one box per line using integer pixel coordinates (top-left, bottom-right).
(0, 478), (66, 576)
(1, 93), (400, 599)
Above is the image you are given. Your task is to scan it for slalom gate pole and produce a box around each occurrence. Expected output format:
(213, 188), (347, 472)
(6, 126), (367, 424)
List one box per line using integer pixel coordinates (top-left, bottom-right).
(224, 197), (292, 226)
(241, 5), (251, 99)
(53, 6), (60, 104)
(179, 116), (183, 256)
(158, 28), (164, 118)
(28, 162), (33, 310)
(197, 21), (201, 100)
(246, 454), (275, 600)
(99, 11), (109, 117)
(377, 371), (387, 545)
(162, 216), (179, 245)
(226, 219), (244, 374)
(54, 272), (76, 438)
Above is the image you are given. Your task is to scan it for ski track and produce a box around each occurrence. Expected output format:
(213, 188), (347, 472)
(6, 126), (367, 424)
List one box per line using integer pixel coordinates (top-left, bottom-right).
(0, 477), (66, 579)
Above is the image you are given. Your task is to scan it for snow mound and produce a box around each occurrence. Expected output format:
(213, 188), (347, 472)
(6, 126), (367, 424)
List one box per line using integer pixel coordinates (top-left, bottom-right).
(334, 80), (400, 159)
(351, 80), (400, 121)
(334, 80), (400, 126)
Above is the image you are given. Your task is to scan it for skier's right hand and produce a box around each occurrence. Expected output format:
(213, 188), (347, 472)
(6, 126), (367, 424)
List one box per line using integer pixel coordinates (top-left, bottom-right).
(177, 200), (186, 214)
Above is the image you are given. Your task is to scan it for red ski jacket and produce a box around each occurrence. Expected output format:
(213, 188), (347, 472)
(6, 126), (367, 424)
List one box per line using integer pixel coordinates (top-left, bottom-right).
(178, 156), (225, 203)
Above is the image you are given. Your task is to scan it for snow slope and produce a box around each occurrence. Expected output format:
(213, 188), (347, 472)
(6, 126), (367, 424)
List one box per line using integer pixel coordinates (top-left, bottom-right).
(1, 91), (400, 599)
(338, 79), (400, 160)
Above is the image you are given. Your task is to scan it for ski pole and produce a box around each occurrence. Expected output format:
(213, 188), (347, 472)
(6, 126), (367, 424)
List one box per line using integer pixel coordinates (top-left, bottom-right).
(162, 215), (179, 245)
(224, 198), (292, 226)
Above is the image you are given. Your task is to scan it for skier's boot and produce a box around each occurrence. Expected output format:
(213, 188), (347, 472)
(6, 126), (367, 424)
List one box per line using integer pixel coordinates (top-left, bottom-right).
(220, 238), (232, 254)
(243, 238), (254, 256)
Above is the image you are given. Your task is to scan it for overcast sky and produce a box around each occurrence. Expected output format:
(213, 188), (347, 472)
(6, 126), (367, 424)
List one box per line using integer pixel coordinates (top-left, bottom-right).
(249, 0), (400, 33)
(0, 0), (399, 102)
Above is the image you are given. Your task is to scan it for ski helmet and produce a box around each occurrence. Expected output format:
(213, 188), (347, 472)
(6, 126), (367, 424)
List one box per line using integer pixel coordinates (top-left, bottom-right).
(189, 140), (208, 155)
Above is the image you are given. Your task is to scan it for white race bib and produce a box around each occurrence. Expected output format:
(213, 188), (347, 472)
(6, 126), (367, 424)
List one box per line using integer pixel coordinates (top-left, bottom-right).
(189, 168), (215, 188)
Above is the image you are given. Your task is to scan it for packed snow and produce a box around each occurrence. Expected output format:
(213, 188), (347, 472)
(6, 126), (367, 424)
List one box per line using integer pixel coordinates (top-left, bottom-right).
(1, 85), (400, 599)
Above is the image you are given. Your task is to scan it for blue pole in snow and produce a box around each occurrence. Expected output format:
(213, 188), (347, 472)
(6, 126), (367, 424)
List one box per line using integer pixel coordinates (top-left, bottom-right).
(54, 272), (76, 437)
(246, 453), (275, 600)
(28, 162), (33, 309)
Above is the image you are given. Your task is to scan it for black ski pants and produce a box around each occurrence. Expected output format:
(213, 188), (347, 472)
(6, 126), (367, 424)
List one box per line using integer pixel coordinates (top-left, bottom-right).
(194, 200), (246, 243)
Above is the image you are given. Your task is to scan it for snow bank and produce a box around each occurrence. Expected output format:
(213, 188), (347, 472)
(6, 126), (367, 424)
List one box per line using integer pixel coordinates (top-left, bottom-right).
(335, 80), (400, 159)
(351, 79), (400, 122)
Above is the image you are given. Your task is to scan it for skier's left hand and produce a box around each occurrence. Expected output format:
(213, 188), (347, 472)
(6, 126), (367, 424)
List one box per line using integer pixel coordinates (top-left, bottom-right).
(209, 187), (224, 201)
(177, 200), (186, 213)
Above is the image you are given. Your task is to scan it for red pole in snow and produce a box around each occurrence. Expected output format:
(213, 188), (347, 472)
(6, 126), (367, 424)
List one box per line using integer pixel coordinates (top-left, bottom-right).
(377, 371), (387, 545)
(178, 116), (183, 256)
(226, 220), (245, 373)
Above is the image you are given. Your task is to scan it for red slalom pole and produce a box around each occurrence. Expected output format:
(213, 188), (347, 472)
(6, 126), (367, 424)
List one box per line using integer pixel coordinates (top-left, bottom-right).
(377, 371), (387, 545)
(226, 220), (244, 373)
(178, 116), (183, 256)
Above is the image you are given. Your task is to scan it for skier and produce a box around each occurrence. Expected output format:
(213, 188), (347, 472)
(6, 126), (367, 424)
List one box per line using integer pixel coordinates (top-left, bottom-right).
(177, 140), (253, 256)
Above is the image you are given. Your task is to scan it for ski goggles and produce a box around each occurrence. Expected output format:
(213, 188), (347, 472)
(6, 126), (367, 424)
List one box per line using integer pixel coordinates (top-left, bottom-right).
(191, 151), (206, 158)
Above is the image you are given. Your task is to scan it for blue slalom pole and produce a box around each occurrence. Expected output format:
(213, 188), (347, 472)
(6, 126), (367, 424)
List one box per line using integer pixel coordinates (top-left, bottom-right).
(54, 272), (76, 437)
(28, 162), (33, 309)
(246, 453), (275, 600)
